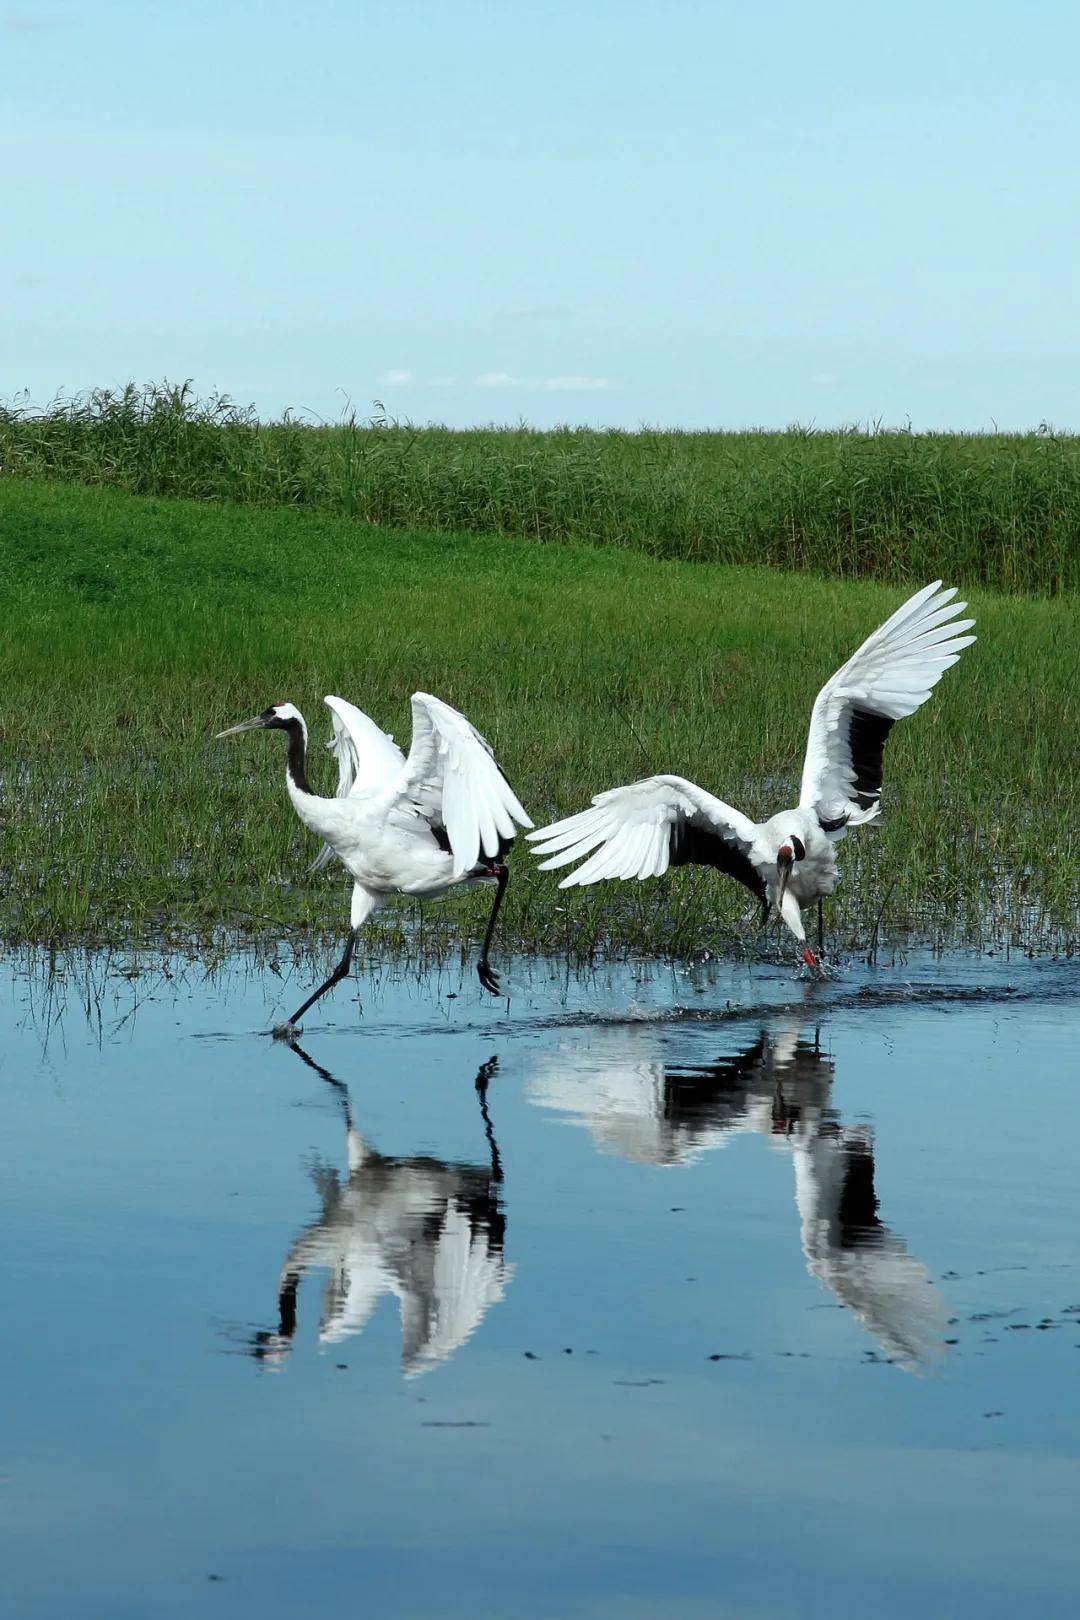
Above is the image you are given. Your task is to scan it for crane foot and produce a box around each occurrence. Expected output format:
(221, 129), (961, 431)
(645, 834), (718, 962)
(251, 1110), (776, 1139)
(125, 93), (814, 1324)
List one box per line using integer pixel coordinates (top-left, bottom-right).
(477, 958), (502, 995)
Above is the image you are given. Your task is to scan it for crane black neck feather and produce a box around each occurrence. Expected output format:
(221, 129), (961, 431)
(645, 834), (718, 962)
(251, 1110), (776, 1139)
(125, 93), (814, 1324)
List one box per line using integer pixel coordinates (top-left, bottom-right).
(279, 716), (311, 795)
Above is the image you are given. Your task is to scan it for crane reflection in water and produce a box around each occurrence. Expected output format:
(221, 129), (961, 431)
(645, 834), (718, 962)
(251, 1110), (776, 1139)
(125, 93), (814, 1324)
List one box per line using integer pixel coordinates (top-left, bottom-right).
(250, 1048), (511, 1377)
(527, 1019), (949, 1370)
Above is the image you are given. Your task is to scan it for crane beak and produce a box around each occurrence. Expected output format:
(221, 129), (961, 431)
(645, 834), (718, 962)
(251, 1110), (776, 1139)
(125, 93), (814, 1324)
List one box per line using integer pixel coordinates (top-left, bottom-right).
(215, 715), (268, 739)
(776, 845), (793, 911)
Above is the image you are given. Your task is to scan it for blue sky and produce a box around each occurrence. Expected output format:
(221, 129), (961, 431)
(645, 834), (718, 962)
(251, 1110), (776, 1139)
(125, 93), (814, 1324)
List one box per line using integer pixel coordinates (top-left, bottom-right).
(4, 0), (1079, 429)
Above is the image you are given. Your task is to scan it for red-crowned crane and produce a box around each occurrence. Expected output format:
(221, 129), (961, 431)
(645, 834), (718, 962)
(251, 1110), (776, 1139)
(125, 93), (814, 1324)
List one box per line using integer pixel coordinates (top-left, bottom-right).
(250, 1046), (510, 1377)
(218, 692), (532, 1033)
(528, 581), (975, 969)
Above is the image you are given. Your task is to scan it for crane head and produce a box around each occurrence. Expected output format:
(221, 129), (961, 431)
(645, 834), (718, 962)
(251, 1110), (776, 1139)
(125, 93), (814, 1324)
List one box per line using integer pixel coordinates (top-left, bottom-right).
(216, 702), (303, 738)
(775, 834), (806, 911)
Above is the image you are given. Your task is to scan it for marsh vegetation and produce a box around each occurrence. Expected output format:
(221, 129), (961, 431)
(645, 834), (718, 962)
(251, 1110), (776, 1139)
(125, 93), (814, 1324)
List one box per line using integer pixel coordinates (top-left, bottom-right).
(1, 382), (1077, 594)
(0, 476), (1074, 955)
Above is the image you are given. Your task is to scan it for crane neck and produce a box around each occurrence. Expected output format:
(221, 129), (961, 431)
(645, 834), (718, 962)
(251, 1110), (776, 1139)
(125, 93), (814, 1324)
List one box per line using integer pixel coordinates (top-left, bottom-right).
(281, 714), (312, 796)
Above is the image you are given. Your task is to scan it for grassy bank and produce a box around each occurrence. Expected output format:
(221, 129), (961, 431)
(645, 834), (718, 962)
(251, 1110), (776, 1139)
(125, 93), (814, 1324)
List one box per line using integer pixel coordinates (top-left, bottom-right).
(0, 477), (1075, 957)
(1, 384), (1077, 594)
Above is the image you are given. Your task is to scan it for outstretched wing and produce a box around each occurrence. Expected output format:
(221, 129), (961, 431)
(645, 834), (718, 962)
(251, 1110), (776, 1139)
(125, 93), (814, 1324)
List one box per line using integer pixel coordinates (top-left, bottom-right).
(385, 692), (533, 878)
(399, 1200), (512, 1379)
(794, 1126), (948, 1369)
(324, 695), (406, 795)
(310, 696), (407, 872)
(799, 581), (975, 831)
(529, 775), (766, 907)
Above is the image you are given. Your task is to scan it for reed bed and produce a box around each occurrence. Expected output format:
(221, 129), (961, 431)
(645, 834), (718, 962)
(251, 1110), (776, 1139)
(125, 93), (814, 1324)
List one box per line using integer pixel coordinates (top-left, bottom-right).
(0, 477), (1074, 959)
(1, 383), (1077, 594)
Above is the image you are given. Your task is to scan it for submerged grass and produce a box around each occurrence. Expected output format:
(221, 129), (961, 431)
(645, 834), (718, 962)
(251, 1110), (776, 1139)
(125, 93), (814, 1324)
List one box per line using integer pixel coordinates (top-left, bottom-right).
(1, 382), (1077, 595)
(0, 477), (1076, 958)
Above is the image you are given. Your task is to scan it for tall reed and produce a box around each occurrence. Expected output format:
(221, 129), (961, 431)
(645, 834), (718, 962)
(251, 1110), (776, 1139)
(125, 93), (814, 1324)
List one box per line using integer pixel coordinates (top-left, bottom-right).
(1, 383), (1076, 594)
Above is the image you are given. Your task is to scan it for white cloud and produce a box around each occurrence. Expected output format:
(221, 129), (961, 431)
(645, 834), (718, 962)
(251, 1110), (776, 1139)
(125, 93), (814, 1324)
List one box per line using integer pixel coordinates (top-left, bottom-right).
(472, 372), (615, 392)
(542, 376), (612, 391)
(382, 369), (413, 386)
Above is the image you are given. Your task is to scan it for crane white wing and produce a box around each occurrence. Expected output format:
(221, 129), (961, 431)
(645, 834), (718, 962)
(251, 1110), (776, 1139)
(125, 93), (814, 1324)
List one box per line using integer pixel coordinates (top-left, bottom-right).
(799, 580), (976, 830)
(309, 695), (407, 872)
(400, 1201), (511, 1379)
(528, 775), (765, 904)
(794, 1129), (948, 1369)
(324, 694), (406, 794)
(384, 692), (533, 878)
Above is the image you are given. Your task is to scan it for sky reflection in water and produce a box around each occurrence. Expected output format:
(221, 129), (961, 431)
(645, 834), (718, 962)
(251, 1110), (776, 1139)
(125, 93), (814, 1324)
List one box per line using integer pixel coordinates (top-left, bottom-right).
(0, 950), (1078, 1619)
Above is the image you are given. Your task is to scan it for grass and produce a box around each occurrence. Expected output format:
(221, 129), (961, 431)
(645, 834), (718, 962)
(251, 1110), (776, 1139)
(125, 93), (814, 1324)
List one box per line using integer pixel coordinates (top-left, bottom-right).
(1, 382), (1078, 595)
(0, 476), (1075, 960)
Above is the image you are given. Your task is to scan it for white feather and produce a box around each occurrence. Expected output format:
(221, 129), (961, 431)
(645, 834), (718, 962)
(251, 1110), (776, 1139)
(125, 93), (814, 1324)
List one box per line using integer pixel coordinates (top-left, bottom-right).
(799, 581), (976, 825)
(309, 696), (406, 871)
(530, 775), (759, 890)
(384, 693), (533, 879)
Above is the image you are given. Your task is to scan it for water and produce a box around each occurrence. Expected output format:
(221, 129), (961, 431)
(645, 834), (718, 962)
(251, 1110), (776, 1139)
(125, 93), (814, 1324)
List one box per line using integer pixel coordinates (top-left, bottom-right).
(2, 948), (1078, 1619)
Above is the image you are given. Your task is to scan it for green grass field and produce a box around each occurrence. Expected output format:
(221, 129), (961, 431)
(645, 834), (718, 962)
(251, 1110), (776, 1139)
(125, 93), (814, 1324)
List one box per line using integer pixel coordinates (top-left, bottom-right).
(0, 477), (1075, 960)
(1, 384), (1077, 594)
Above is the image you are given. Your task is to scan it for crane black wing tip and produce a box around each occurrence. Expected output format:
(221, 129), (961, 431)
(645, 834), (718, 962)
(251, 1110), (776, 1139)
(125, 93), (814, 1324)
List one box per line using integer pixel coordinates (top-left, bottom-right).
(816, 811), (851, 833)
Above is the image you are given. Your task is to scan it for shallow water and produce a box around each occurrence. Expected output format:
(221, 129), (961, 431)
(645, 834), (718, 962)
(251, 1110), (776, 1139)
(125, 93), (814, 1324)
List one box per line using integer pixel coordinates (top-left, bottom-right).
(2, 948), (1078, 1619)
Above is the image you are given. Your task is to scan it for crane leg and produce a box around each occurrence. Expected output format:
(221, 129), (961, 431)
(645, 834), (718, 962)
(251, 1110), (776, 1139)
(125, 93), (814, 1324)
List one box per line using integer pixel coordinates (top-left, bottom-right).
(477, 865), (509, 995)
(802, 906), (827, 977)
(276, 928), (358, 1037)
(280, 1037), (352, 1128)
(474, 1056), (503, 1183)
(249, 1268), (301, 1363)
